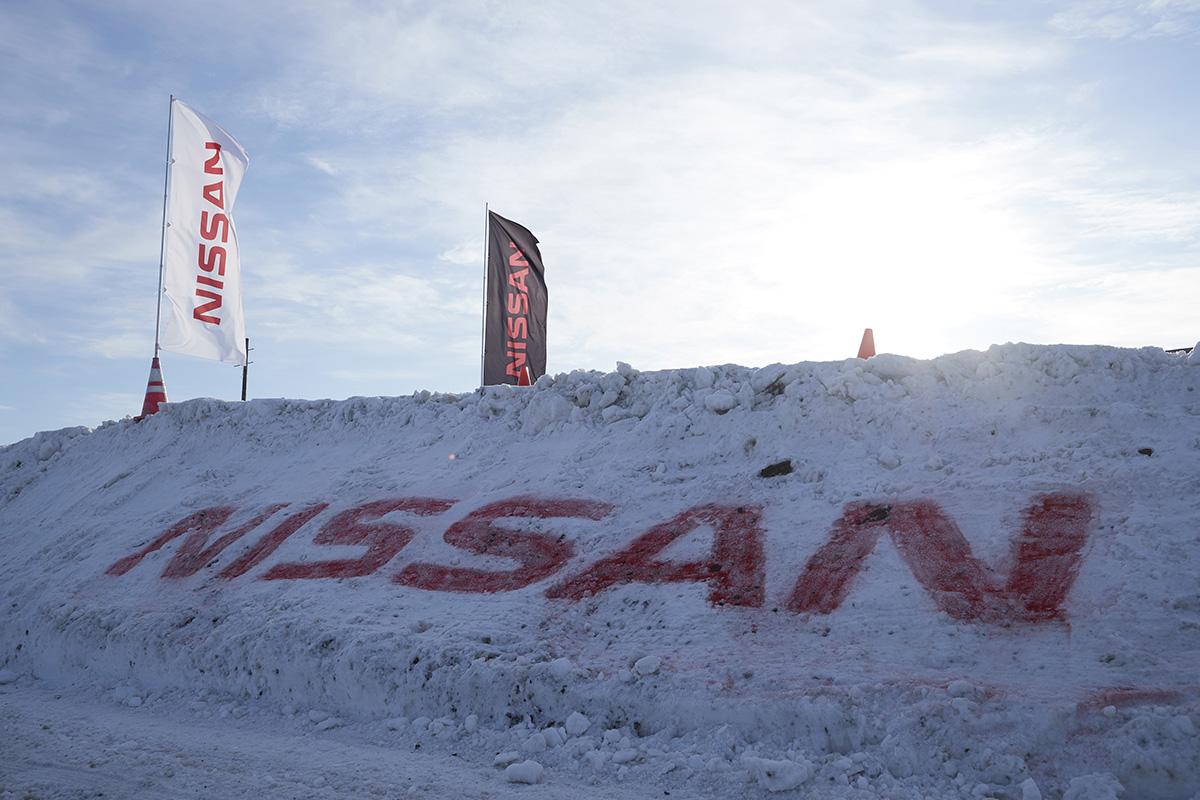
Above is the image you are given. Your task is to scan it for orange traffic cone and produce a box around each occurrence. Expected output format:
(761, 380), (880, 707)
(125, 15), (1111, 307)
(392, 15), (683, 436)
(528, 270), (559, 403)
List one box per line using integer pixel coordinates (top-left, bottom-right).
(857, 328), (875, 359)
(139, 356), (168, 417)
(516, 365), (533, 386)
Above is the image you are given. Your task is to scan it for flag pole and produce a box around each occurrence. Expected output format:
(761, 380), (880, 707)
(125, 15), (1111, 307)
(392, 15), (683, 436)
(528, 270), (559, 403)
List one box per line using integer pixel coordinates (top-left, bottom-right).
(153, 95), (175, 356)
(479, 201), (489, 388)
(241, 337), (250, 401)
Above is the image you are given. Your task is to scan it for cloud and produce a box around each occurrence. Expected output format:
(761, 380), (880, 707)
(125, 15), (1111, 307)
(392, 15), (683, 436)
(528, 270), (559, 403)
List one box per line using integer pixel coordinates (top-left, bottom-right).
(0, 5), (106, 87)
(84, 332), (151, 360)
(0, 290), (50, 348)
(305, 155), (337, 176)
(898, 36), (1065, 73)
(115, 3), (1200, 364)
(270, 22), (1196, 361)
(1, 0), (1197, 407)
(65, 391), (141, 427)
(439, 242), (481, 266)
(1049, 0), (1200, 39)
(246, 252), (476, 350)
(193, 1), (1068, 135)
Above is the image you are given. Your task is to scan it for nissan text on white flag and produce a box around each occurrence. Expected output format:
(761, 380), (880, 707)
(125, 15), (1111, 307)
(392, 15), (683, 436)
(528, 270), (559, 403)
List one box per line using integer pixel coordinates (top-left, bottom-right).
(159, 99), (249, 365)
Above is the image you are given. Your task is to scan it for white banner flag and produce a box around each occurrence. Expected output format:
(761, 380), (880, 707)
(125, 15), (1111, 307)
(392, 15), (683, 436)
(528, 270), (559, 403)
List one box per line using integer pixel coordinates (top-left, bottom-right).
(159, 99), (250, 365)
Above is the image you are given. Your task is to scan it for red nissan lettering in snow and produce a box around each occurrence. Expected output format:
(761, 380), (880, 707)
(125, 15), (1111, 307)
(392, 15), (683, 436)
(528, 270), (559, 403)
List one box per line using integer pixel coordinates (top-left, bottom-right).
(105, 491), (1093, 625)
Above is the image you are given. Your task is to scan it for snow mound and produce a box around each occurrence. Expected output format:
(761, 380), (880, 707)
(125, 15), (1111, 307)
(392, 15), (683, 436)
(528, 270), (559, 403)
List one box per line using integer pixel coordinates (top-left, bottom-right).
(2, 343), (1199, 799)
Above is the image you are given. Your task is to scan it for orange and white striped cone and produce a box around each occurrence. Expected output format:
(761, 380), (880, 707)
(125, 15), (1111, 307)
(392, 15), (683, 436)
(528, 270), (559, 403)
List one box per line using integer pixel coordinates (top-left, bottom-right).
(856, 328), (876, 359)
(517, 365), (533, 386)
(139, 357), (168, 417)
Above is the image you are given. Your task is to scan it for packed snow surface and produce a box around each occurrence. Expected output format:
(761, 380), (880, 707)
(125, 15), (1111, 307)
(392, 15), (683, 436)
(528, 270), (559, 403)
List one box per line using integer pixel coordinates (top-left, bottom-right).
(2, 343), (1199, 799)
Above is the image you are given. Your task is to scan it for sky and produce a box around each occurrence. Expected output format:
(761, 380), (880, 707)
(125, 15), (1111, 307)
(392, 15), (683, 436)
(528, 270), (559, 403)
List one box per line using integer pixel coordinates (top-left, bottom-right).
(1, 0), (1198, 445)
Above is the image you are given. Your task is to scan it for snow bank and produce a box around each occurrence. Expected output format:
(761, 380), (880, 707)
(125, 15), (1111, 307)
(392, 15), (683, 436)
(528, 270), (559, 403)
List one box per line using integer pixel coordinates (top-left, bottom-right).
(2, 344), (1198, 798)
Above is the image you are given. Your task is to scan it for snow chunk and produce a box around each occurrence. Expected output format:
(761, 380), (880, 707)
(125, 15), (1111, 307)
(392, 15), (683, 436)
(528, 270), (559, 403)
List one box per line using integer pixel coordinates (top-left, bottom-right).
(704, 390), (737, 414)
(565, 711), (591, 737)
(464, 713), (479, 733)
(0, 669), (16, 685)
(384, 717), (408, 731)
(1020, 777), (1043, 800)
(611, 749), (639, 764)
(522, 732), (547, 753)
(503, 760), (544, 784)
(742, 756), (812, 792)
(542, 727), (567, 748)
(591, 387), (621, 410)
(866, 353), (919, 382)
(1063, 773), (1122, 800)
(751, 363), (788, 393)
(633, 655), (661, 676)
(315, 717), (343, 731)
(493, 751), (522, 767)
(522, 394), (572, 435)
(547, 657), (573, 680)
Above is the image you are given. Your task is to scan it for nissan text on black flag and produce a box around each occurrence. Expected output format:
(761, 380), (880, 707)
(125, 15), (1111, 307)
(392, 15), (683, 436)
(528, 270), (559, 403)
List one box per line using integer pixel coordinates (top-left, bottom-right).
(483, 211), (547, 386)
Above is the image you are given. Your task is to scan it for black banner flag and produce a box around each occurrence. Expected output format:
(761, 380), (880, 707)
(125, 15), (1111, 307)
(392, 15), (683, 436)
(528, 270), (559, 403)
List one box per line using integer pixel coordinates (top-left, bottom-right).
(483, 211), (547, 386)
